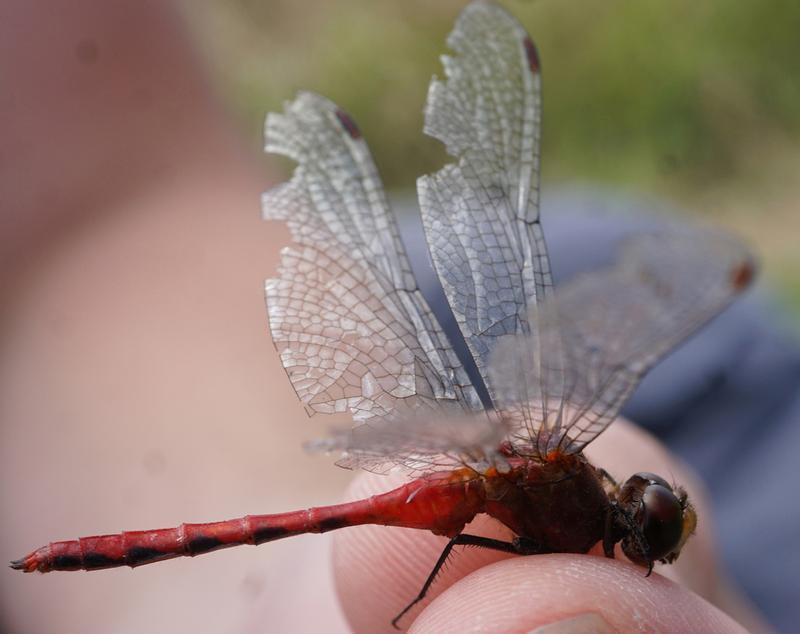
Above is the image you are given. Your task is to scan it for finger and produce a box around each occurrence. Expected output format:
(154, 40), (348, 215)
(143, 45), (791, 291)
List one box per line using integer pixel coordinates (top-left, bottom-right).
(332, 419), (717, 633)
(410, 554), (748, 634)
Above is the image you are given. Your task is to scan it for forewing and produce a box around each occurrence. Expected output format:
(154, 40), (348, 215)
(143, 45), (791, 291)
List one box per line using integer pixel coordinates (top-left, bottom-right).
(490, 226), (756, 455)
(263, 92), (482, 433)
(418, 1), (553, 407)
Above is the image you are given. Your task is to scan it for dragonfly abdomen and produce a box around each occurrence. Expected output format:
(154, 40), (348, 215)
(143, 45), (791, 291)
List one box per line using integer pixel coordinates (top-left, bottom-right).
(12, 472), (487, 573)
(12, 510), (338, 573)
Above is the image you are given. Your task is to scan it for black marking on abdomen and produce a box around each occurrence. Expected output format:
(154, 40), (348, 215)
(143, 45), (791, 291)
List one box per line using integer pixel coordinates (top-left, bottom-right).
(52, 554), (82, 570)
(318, 516), (348, 532)
(127, 546), (167, 566)
(253, 526), (289, 544)
(82, 552), (118, 570)
(187, 535), (224, 555)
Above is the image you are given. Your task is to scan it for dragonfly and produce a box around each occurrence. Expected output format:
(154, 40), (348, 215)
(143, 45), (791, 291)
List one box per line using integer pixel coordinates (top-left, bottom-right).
(12, 1), (754, 627)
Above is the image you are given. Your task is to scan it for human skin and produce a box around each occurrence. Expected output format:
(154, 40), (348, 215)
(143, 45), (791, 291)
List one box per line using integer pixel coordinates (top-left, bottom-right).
(2, 2), (769, 633)
(1, 2), (348, 632)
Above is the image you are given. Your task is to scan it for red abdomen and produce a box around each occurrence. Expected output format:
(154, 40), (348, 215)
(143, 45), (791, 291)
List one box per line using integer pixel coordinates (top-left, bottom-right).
(12, 469), (487, 573)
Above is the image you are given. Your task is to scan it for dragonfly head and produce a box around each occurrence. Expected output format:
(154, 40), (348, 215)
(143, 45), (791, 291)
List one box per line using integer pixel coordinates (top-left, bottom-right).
(616, 472), (697, 568)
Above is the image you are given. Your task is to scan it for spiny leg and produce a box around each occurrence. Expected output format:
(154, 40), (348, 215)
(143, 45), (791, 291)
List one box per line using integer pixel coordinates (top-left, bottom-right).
(597, 467), (619, 489)
(391, 533), (543, 629)
(604, 502), (654, 574)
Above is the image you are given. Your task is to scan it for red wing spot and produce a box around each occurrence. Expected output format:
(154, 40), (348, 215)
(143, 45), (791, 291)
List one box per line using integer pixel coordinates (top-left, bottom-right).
(335, 109), (362, 139)
(731, 260), (755, 291)
(523, 36), (540, 74)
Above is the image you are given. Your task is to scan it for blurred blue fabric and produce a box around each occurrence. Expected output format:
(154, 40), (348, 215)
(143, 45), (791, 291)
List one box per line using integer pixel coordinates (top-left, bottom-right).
(398, 188), (800, 633)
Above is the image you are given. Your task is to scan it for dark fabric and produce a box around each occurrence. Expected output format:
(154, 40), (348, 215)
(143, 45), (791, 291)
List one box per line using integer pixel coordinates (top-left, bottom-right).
(398, 188), (800, 632)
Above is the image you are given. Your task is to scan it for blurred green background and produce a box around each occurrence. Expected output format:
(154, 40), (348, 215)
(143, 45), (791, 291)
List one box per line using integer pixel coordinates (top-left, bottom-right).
(182, 0), (800, 313)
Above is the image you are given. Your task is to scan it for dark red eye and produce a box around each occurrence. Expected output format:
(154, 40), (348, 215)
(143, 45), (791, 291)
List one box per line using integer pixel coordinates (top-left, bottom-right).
(640, 484), (683, 561)
(633, 472), (670, 489)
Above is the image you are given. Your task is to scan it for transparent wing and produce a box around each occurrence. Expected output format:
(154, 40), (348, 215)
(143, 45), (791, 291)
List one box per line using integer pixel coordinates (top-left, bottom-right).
(305, 409), (510, 477)
(263, 92), (482, 435)
(418, 1), (554, 411)
(489, 226), (756, 456)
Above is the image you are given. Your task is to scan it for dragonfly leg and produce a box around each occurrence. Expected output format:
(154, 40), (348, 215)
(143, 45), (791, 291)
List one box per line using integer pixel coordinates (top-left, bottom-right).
(596, 467), (619, 488)
(604, 502), (653, 574)
(391, 533), (535, 629)
(511, 535), (548, 555)
(603, 504), (619, 558)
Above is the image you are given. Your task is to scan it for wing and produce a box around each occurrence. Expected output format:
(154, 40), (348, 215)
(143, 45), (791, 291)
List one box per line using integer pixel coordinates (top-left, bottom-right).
(418, 1), (553, 408)
(489, 226), (756, 456)
(263, 92), (482, 428)
(305, 409), (511, 477)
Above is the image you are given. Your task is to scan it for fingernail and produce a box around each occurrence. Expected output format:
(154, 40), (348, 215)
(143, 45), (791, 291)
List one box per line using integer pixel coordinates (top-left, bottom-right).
(527, 613), (617, 634)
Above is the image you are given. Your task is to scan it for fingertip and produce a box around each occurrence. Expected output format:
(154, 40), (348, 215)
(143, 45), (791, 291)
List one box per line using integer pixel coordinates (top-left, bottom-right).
(410, 555), (747, 634)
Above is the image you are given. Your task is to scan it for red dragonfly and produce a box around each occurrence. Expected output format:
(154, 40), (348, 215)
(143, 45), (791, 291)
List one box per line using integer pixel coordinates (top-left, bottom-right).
(12, 1), (754, 627)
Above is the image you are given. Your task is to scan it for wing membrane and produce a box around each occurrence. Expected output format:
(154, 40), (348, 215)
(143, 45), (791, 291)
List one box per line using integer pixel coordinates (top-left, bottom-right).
(489, 226), (756, 455)
(263, 92), (482, 425)
(306, 410), (510, 476)
(418, 1), (553, 409)
(263, 3), (755, 474)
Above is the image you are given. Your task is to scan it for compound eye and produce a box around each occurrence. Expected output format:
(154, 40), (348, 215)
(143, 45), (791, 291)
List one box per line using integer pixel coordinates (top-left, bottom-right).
(641, 484), (683, 561)
(632, 472), (670, 489)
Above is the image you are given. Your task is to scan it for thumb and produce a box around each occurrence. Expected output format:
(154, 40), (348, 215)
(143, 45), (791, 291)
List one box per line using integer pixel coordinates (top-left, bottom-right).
(410, 554), (747, 633)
